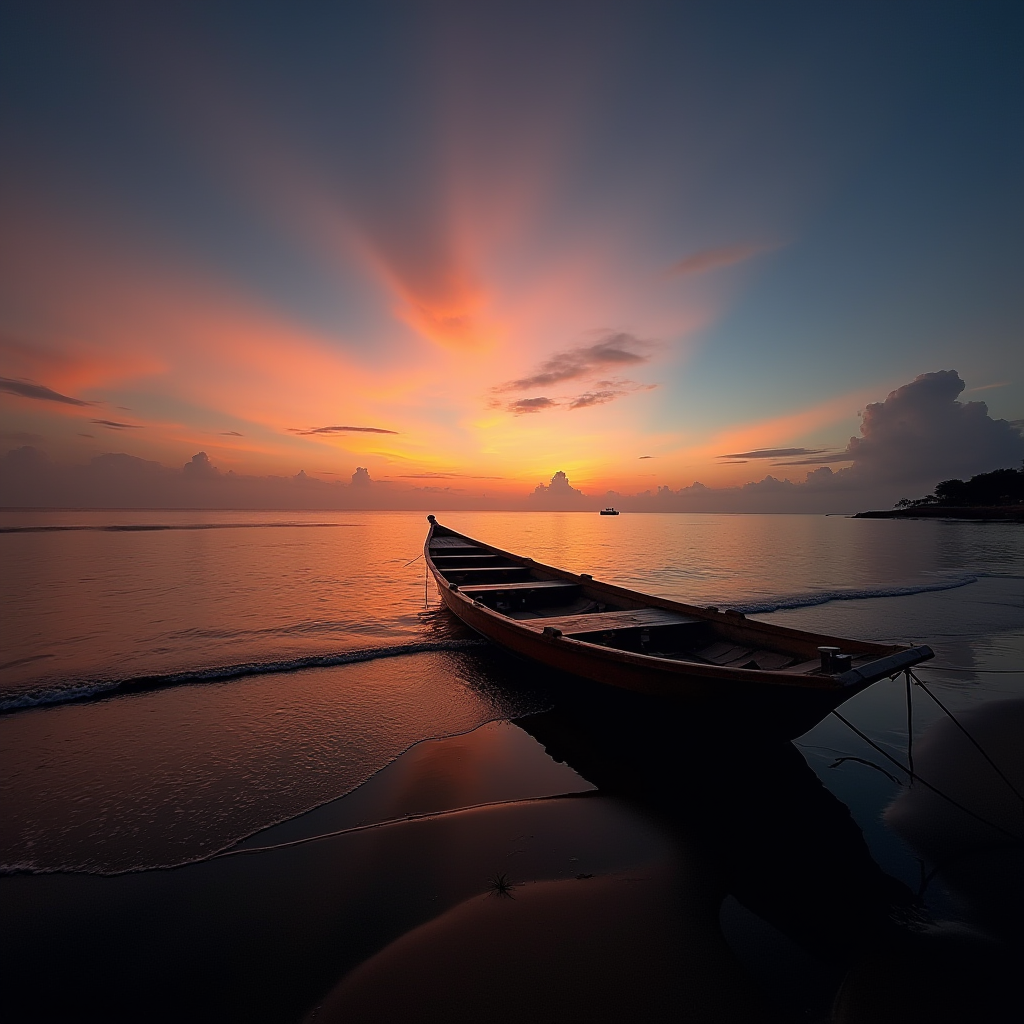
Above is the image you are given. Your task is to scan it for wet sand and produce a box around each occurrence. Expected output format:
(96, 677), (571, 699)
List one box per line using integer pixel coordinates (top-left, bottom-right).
(313, 861), (772, 1024)
(2, 685), (1020, 1022)
(0, 720), (670, 1022)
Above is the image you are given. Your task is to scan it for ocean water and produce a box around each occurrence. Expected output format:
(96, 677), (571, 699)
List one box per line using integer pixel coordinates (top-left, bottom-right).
(1, 510), (1021, 883)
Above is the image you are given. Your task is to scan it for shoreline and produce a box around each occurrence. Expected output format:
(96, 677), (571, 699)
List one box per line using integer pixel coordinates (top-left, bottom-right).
(854, 506), (1024, 520)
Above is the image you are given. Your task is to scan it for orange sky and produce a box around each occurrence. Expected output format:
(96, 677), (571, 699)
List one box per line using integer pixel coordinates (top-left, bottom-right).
(1, 4), (1021, 506)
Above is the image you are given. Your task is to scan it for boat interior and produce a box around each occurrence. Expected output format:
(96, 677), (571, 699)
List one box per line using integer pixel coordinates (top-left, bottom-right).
(428, 534), (877, 676)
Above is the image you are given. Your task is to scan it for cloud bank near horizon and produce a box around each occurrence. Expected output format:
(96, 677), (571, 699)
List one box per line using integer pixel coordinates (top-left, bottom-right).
(2, 371), (1021, 511)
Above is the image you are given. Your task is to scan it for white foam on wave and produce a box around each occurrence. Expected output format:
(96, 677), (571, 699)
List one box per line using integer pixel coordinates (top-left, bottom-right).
(734, 574), (978, 615)
(0, 639), (489, 715)
(0, 573), (990, 714)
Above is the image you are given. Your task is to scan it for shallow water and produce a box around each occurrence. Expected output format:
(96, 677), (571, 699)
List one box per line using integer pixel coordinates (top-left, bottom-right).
(0, 510), (1021, 1020)
(0, 509), (1013, 708)
(1, 510), (1020, 874)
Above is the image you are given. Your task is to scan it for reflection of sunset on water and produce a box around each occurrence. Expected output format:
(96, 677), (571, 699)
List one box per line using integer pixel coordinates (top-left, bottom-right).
(0, 8), (1021, 1023)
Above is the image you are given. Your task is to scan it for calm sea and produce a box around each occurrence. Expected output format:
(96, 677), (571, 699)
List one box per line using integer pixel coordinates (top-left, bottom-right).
(1, 510), (1021, 882)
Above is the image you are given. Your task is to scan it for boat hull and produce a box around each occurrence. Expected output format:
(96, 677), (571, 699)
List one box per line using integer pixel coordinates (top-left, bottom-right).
(436, 585), (855, 740)
(424, 518), (933, 741)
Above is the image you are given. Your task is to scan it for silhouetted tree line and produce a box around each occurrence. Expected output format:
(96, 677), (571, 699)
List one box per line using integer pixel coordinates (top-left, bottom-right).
(895, 466), (1024, 509)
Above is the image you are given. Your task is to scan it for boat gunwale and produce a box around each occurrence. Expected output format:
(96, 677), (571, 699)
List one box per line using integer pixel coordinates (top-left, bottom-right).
(423, 518), (925, 694)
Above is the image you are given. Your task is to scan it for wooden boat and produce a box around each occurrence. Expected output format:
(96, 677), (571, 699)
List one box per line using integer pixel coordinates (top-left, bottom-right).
(424, 517), (934, 740)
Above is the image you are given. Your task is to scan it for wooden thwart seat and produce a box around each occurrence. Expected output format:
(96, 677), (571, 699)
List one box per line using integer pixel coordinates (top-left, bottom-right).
(521, 607), (701, 636)
(458, 580), (579, 595)
(440, 566), (531, 575)
(431, 553), (502, 561)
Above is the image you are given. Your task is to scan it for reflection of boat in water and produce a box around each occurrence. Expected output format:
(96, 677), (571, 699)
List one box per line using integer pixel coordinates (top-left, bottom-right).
(599, 507), (619, 515)
(511, 689), (1015, 1022)
(424, 517), (933, 740)
(514, 690), (914, 964)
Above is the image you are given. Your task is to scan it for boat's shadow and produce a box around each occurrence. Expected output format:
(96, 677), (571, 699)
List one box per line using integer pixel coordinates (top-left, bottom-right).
(513, 683), (1020, 1021)
(514, 686), (912, 1016)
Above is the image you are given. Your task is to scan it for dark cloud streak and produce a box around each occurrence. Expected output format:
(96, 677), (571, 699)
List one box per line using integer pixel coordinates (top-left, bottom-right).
(509, 397), (556, 415)
(0, 377), (91, 406)
(719, 447), (828, 460)
(92, 419), (142, 430)
(290, 425), (399, 435)
(495, 332), (652, 392)
(668, 243), (766, 277)
(397, 472), (505, 480)
(568, 390), (623, 409)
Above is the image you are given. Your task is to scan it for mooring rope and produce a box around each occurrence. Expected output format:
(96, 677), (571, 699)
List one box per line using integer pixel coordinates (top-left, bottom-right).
(829, 708), (1022, 843)
(905, 670), (915, 778)
(908, 667), (1024, 807)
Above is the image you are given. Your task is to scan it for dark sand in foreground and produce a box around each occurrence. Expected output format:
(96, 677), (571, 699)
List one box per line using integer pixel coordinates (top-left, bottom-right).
(0, 721), (671, 1022)
(315, 861), (771, 1024)
(2, 693), (1020, 1022)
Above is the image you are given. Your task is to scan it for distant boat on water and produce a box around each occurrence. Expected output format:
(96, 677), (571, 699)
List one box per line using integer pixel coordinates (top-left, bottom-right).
(424, 517), (933, 741)
(599, 507), (620, 515)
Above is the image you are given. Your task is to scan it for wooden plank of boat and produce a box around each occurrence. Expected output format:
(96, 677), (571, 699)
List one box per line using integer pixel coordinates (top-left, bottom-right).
(429, 537), (485, 550)
(430, 553), (502, 561)
(520, 607), (699, 636)
(437, 566), (533, 575)
(455, 579), (579, 595)
(422, 516), (935, 740)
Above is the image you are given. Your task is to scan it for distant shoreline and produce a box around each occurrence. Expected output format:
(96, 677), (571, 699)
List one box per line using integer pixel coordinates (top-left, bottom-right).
(854, 506), (1024, 521)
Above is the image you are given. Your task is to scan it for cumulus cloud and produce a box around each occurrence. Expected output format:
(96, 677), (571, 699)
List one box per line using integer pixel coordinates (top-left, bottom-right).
(495, 332), (652, 392)
(290, 424), (398, 435)
(5, 370), (1018, 515)
(0, 376), (92, 406)
(182, 451), (219, 479)
(0, 446), (518, 510)
(1, 430), (45, 443)
(667, 243), (766, 277)
(529, 470), (588, 508)
(842, 370), (1023, 485)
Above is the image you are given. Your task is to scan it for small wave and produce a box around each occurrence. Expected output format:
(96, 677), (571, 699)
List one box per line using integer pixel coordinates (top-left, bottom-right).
(0, 791), (588, 878)
(0, 639), (489, 715)
(734, 575), (978, 615)
(0, 522), (352, 534)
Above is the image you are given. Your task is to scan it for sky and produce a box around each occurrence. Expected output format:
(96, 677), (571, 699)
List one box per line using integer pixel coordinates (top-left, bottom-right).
(1, 1), (1022, 510)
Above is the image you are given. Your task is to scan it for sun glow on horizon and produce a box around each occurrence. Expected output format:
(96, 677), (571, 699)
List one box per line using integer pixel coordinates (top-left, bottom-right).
(1, 5), (1021, 506)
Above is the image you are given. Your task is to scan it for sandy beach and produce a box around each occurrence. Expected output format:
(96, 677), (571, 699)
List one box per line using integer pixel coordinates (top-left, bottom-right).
(1, 520), (1020, 1022)
(313, 862), (771, 1024)
(10, 687), (1018, 1022)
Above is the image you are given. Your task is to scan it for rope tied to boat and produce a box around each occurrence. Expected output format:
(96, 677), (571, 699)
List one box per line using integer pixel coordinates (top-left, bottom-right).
(907, 667), (1024, 808)
(828, 708), (1023, 843)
